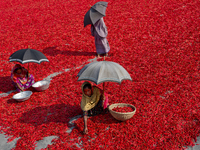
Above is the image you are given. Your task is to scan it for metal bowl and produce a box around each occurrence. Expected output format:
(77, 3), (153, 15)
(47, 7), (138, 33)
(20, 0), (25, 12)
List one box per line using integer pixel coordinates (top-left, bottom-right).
(12, 91), (32, 102)
(32, 80), (50, 91)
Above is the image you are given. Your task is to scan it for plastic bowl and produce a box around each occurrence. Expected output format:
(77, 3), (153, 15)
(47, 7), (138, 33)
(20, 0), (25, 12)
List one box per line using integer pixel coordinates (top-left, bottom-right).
(12, 91), (32, 102)
(32, 80), (50, 91)
(108, 103), (136, 121)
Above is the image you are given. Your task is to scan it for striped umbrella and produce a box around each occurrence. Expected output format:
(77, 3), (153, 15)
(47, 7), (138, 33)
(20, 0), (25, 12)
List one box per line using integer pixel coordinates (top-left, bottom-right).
(9, 48), (49, 64)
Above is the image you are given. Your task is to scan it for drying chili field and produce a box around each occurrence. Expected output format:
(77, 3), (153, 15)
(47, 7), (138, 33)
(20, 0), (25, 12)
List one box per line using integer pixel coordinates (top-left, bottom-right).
(0, 0), (199, 149)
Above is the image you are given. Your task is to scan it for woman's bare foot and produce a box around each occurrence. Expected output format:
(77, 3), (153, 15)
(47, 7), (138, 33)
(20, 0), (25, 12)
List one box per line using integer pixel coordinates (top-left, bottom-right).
(97, 54), (101, 58)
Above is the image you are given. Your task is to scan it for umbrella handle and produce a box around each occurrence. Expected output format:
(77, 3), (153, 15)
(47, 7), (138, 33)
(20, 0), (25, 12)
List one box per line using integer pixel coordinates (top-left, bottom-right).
(28, 45), (30, 72)
(102, 82), (105, 107)
(103, 82), (105, 94)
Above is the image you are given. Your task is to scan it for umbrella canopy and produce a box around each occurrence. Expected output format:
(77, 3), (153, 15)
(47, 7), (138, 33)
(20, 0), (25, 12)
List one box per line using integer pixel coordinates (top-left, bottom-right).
(77, 61), (132, 85)
(9, 48), (49, 64)
(84, 1), (108, 27)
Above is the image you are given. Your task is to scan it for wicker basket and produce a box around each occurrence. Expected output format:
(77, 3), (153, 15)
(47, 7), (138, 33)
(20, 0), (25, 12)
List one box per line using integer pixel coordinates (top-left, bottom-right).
(108, 103), (136, 121)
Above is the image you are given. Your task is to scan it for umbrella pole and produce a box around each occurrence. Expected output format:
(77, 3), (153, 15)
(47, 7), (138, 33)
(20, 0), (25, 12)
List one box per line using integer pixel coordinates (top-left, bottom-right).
(103, 82), (105, 95)
(102, 82), (105, 107)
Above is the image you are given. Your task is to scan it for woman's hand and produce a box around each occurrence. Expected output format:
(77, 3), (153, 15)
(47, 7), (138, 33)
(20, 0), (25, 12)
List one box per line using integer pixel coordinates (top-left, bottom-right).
(19, 86), (24, 92)
(83, 113), (88, 134)
(83, 127), (88, 134)
(16, 83), (24, 92)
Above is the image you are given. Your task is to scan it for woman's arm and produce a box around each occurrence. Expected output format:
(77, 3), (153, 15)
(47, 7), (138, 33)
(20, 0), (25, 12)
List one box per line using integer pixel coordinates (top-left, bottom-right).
(16, 82), (24, 92)
(83, 111), (88, 134)
(11, 75), (15, 83)
(11, 75), (24, 91)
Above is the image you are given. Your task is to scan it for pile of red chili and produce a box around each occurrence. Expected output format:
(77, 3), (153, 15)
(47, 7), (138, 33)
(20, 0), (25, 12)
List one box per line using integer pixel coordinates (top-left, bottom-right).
(0, 0), (199, 149)
(112, 106), (134, 113)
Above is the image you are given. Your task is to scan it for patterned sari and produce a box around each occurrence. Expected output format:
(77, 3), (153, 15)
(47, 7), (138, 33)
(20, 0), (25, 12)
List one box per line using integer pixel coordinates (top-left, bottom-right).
(11, 65), (35, 92)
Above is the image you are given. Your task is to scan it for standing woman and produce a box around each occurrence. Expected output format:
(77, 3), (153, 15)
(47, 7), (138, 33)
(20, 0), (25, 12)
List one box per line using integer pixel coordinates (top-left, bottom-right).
(91, 17), (110, 58)
(11, 64), (35, 92)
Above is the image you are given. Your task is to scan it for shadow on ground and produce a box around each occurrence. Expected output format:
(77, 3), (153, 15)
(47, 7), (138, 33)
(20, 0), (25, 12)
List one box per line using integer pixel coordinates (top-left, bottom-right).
(0, 76), (15, 93)
(43, 46), (96, 56)
(88, 112), (120, 125)
(19, 103), (82, 126)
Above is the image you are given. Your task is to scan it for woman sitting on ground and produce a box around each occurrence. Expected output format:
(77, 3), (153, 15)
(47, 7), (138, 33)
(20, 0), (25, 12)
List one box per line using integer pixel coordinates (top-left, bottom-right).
(11, 64), (35, 92)
(81, 81), (109, 134)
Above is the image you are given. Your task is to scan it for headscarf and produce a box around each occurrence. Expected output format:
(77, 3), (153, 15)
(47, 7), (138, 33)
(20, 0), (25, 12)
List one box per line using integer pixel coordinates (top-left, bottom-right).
(11, 64), (29, 84)
(11, 64), (22, 82)
(81, 81), (101, 111)
(11, 64), (21, 73)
